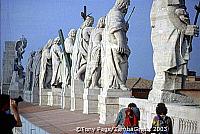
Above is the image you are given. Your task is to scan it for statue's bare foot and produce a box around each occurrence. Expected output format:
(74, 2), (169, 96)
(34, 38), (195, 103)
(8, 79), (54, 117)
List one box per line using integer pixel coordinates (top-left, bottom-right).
(120, 85), (130, 91)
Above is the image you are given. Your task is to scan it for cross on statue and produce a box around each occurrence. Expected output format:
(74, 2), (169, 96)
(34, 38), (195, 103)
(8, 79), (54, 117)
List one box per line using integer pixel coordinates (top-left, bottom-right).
(81, 6), (87, 20)
(81, 6), (92, 20)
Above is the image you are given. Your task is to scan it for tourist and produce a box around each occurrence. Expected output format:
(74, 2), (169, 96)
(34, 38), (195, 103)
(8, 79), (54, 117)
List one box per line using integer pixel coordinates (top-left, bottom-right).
(150, 103), (173, 134)
(114, 103), (140, 134)
(0, 94), (22, 134)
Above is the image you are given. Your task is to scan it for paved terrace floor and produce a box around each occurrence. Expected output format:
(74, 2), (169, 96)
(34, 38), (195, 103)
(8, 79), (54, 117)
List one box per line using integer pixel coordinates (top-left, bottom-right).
(18, 102), (113, 134)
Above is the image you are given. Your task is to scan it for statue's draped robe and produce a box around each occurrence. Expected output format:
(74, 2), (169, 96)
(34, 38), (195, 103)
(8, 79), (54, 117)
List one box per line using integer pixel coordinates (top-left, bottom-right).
(151, 0), (189, 76)
(85, 28), (103, 88)
(102, 7), (130, 89)
(50, 45), (62, 85)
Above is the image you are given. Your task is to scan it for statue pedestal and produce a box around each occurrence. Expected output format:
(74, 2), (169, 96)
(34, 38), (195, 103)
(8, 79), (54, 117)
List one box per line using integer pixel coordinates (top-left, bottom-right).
(51, 87), (62, 107)
(39, 88), (52, 106)
(149, 73), (194, 104)
(98, 89), (131, 124)
(62, 85), (71, 109)
(83, 88), (100, 114)
(9, 71), (24, 98)
(24, 90), (32, 102)
(148, 89), (194, 104)
(71, 79), (84, 111)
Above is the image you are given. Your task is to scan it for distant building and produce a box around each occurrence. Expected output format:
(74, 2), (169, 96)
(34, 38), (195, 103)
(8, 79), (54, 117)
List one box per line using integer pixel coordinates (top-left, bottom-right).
(177, 71), (200, 104)
(126, 77), (152, 99)
(1, 41), (16, 94)
(127, 73), (200, 103)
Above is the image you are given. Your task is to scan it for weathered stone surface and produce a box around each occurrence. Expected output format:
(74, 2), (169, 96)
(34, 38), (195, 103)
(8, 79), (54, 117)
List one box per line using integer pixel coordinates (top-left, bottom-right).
(1, 41), (15, 94)
(39, 88), (51, 106)
(83, 88), (100, 114)
(70, 80), (84, 111)
(101, 0), (130, 91)
(98, 89), (130, 124)
(71, 16), (94, 82)
(84, 17), (105, 89)
(39, 40), (53, 89)
(149, 0), (199, 103)
(9, 37), (27, 98)
(50, 37), (62, 87)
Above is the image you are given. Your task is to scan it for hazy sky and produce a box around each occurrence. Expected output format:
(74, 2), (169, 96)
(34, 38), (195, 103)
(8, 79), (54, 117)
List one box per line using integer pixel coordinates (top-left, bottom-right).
(1, 0), (200, 80)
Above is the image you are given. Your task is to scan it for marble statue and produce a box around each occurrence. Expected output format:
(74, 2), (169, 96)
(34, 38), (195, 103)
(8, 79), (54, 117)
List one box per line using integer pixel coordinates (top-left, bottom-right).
(102, 0), (130, 90)
(32, 49), (42, 91)
(24, 51), (36, 91)
(50, 37), (62, 87)
(85, 17), (105, 89)
(62, 29), (77, 86)
(71, 16), (94, 81)
(64, 29), (77, 58)
(15, 36), (27, 78)
(40, 39), (53, 89)
(150, 0), (199, 91)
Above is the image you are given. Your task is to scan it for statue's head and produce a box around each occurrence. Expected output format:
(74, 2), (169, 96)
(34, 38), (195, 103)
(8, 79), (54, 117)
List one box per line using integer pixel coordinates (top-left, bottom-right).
(30, 51), (36, 57)
(83, 15), (94, 27)
(114, 0), (130, 15)
(68, 29), (77, 38)
(97, 16), (106, 28)
(53, 37), (60, 45)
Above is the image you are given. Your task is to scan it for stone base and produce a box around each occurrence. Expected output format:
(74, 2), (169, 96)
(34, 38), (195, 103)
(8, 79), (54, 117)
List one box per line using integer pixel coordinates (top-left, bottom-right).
(32, 87), (39, 104)
(39, 88), (52, 106)
(23, 90), (32, 102)
(9, 72), (24, 98)
(98, 89), (131, 124)
(62, 86), (71, 109)
(83, 88), (100, 114)
(148, 90), (194, 104)
(9, 90), (23, 98)
(51, 87), (62, 107)
(71, 80), (84, 111)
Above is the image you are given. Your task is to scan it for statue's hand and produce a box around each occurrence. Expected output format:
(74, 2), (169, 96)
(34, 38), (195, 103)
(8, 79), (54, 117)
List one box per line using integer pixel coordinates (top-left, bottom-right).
(185, 25), (199, 37)
(117, 46), (126, 54)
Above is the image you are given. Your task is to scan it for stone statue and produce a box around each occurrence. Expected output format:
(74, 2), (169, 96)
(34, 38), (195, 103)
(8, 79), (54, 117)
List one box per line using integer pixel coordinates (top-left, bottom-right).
(24, 51), (36, 91)
(71, 16), (94, 81)
(102, 0), (130, 90)
(40, 39), (53, 89)
(150, 0), (199, 91)
(85, 17), (105, 89)
(15, 36), (27, 78)
(62, 29), (77, 86)
(50, 37), (62, 87)
(64, 29), (77, 58)
(32, 49), (42, 91)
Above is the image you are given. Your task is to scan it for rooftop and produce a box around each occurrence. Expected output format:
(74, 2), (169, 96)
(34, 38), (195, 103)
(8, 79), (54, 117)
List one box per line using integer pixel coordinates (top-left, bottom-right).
(18, 102), (111, 134)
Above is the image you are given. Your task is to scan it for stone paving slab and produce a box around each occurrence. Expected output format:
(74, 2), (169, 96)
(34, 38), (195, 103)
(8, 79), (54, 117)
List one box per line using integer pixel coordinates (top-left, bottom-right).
(18, 102), (114, 134)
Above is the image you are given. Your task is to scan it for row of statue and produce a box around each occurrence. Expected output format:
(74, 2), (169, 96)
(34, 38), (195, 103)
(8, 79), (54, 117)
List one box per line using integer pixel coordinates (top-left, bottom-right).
(23, 0), (199, 94)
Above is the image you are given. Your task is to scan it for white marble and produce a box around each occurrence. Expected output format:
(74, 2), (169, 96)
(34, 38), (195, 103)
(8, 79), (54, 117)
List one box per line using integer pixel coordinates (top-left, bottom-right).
(101, 0), (130, 91)
(149, 0), (199, 103)
(84, 17), (105, 89)
(50, 37), (62, 87)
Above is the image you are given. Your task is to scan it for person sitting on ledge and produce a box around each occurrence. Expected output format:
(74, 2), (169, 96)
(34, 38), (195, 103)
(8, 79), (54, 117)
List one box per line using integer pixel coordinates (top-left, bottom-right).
(150, 103), (173, 134)
(0, 94), (22, 134)
(114, 103), (140, 134)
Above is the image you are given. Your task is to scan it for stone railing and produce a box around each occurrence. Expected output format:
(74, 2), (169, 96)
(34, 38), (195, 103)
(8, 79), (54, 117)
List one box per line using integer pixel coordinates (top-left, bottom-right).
(119, 98), (200, 134)
(13, 116), (49, 134)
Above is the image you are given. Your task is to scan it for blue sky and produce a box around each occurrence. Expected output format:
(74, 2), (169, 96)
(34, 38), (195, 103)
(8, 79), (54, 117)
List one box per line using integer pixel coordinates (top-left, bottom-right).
(1, 0), (200, 80)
